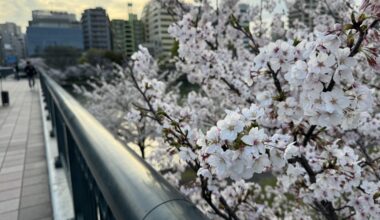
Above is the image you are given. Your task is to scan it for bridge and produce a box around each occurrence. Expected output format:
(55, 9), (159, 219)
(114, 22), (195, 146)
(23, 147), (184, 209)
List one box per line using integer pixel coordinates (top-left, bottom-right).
(0, 73), (206, 220)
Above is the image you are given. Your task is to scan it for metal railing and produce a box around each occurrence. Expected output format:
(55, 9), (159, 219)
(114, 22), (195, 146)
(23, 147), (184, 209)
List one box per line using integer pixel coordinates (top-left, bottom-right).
(40, 71), (207, 220)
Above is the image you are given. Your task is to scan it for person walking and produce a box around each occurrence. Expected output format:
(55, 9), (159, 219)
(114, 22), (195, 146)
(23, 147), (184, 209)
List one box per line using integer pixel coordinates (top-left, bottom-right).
(24, 61), (37, 88)
(14, 64), (19, 80)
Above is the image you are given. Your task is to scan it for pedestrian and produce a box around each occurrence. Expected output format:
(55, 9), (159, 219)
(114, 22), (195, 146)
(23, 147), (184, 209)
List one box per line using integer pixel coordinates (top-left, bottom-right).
(14, 64), (19, 80)
(24, 61), (37, 88)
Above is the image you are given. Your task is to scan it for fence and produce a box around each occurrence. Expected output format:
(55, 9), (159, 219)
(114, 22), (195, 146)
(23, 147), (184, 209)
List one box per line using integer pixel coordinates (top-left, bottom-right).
(40, 71), (207, 220)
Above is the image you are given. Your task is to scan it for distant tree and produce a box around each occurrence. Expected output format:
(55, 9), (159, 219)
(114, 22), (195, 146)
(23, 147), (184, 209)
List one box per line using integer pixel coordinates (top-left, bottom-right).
(103, 51), (123, 65)
(80, 49), (124, 66)
(43, 46), (82, 70)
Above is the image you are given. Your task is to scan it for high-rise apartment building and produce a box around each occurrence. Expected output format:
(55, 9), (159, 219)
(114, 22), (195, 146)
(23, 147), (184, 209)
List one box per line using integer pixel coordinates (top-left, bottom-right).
(0, 22), (25, 64)
(288, 0), (316, 28)
(238, 3), (250, 47)
(111, 14), (145, 56)
(26, 10), (83, 56)
(81, 7), (112, 50)
(141, 1), (176, 57)
(111, 20), (127, 54)
(288, 0), (331, 29)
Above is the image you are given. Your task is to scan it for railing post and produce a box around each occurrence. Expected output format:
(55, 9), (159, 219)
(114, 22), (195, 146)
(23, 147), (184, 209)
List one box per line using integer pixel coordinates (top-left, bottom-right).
(49, 97), (56, 138)
(53, 106), (65, 169)
(64, 126), (98, 220)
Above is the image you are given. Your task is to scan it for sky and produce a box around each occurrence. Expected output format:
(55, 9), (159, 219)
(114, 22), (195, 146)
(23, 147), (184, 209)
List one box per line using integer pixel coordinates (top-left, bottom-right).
(0, 0), (362, 32)
(0, 0), (150, 32)
(0, 0), (278, 32)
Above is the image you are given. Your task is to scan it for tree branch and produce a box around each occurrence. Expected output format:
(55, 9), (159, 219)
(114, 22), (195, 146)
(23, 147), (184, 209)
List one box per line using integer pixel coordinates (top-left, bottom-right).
(220, 77), (241, 96)
(230, 14), (260, 55)
(267, 63), (283, 95)
(127, 63), (163, 125)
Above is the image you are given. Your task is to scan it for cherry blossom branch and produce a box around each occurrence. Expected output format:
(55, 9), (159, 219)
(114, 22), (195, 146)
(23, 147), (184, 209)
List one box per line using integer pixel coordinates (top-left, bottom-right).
(136, 119), (147, 159)
(267, 63), (284, 97)
(221, 77), (242, 96)
(306, 18), (380, 147)
(349, 18), (379, 57)
(133, 95), (240, 219)
(200, 177), (231, 219)
(334, 205), (355, 212)
(357, 139), (380, 180)
(126, 63), (163, 125)
(230, 14), (260, 55)
(288, 155), (317, 183)
(302, 125), (317, 146)
(294, 128), (339, 219)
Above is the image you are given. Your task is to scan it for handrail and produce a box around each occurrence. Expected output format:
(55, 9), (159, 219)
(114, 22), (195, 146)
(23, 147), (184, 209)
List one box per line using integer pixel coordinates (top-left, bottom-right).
(39, 71), (207, 220)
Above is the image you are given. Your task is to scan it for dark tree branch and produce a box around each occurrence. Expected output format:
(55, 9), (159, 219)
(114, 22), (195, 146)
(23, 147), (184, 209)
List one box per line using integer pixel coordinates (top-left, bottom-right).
(230, 14), (260, 55)
(357, 140), (380, 180)
(127, 63), (163, 125)
(349, 19), (380, 57)
(220, 77), (241, 96)
(288, 155), (316, 183)
(303, 125), (317, 146)
(267, 63), (283, 95)
(199, 176), (241, 220)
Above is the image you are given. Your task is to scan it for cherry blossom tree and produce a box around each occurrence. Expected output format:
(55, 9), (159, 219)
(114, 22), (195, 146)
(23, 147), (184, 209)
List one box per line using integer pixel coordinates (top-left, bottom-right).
(57, 0), (380, 219)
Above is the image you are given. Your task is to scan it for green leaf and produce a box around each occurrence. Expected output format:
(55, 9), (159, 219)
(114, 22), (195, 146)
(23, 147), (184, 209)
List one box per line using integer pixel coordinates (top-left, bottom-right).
(343, 24), (353, 31)
(358, 13), (367, 24)
(293, 38), (301, 46)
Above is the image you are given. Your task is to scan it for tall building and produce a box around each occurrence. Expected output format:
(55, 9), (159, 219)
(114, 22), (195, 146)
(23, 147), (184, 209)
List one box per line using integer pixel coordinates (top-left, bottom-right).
(128, 14), (145, 55)
(141, 1), (176, 58)
(288, 0), (332, 29)
(26, 10), (83, 56)
(81, 7), (112, 50)
(288, 0), (316, 28)
(238, 3), (250, 47)
(0, 22), (25, 65)
(111, 20), (127, 54)
(111, 14), (145, 56)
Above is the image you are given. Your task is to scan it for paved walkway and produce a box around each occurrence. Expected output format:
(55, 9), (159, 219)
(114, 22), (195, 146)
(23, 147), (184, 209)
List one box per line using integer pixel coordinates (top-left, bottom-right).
(0, 79), (52, 220)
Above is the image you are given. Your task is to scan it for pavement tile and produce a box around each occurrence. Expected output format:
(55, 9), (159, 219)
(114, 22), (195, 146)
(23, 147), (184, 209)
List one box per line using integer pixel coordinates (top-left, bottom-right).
(6, 150), (25, 156)
(0, 210), (18, 220)
(2, 160), (25, 168)
(18, 202), (52, 220)
(0, 172), (23, 183)
(0, 179), (22, 192)
(23, 167), (47, 178)
(25, 156), (45, 164)
(20, 193), (50, 208)
(0, 198), (19, 214)
(22, 174), (48, 187)
(0, 188), (21, 202)
(25, 161), (46, 171)
(21, 183), (49, 197)
(0, 165), (24, 175)
(3, 154), (25, 161)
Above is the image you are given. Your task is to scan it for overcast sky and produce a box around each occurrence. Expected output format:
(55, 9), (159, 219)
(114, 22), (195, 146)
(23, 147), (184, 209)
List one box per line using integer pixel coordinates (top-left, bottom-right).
(0, 0), (150, 32)
(0, 0), (361, 32)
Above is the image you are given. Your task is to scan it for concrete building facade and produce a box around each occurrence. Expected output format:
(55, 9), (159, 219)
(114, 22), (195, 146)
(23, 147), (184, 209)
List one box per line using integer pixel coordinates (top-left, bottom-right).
(111, 14), (145, 56)
(26, 10), (83, 57)
(111, 20), (127, 54)
(288, 0), (331, 29)
(141, 1), (176, 58)
(0, 22), (25, 65)
(81, 7), (112, 50)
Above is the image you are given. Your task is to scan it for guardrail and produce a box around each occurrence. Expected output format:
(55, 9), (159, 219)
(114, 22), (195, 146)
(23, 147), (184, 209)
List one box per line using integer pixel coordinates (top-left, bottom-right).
(0, 67), (15, 78)
(39, 71), (207, 220)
